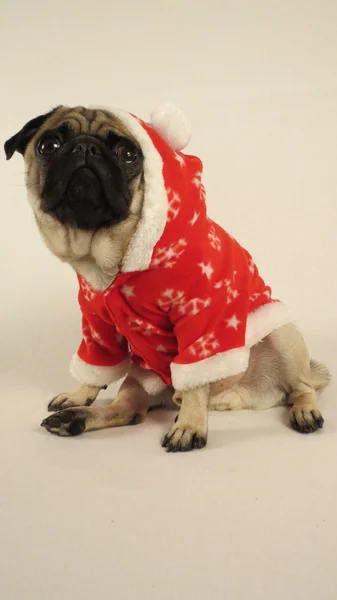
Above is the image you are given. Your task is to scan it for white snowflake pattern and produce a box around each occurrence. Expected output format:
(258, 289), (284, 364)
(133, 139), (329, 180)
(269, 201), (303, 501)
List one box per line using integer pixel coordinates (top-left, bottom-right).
(179, 297), (211, 316)
(189, 211), (200, 227)
(249, 259), (256, 274)
(151, 238), (187, 269)
(192, 171), (202, 187)
(91, 329), (102, 343)
(156, 344), (168, 353)
(250, 292), (260, 302)
(157, 289), (185, 311)
(228, 289), (239, 303)
(192, 171), (206, 202)
(103, 285), (114, 297)
(250, 290), (271, 303)
(167, 188), (181, 222)
(189, 332), (220, 358)
(157, 289), (211, 316)
(121, 284), (135, 299)
(83, 323), (110, 350)
(81, 280), (96, 302)
(208, 226), (222, 251)
(198, 261), (214, 280)
(226, 314), (241, 330)
(214, 272), (239, 305)
(127, 317), (161, 336)
(174, 153), (185, 167)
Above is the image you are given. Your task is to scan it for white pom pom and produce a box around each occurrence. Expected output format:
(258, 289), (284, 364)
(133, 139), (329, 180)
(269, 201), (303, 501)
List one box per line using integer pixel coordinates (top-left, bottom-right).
(150, 102), (192, 151)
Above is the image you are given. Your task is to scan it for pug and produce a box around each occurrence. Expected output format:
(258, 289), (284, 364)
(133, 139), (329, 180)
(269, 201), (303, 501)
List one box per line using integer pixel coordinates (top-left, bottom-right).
(4, 105), (330, 451)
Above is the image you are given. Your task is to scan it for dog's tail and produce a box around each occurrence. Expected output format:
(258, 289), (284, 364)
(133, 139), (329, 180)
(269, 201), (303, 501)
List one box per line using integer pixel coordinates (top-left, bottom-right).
(310, 359), (331, 391)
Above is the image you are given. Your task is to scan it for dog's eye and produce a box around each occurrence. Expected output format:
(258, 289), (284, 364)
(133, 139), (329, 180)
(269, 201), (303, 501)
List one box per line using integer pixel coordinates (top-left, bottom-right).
(116, 144), (138, 164)
(38, 137), (60, 155)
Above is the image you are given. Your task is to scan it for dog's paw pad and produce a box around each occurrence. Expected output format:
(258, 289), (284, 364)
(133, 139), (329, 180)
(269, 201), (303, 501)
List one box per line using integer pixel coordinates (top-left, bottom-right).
(41, 409), (87, 436)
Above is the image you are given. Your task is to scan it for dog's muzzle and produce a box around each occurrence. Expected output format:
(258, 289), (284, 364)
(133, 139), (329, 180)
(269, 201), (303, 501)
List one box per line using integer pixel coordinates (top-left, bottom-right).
(41, 135), (130, 230)
(66, 167), (102, 210)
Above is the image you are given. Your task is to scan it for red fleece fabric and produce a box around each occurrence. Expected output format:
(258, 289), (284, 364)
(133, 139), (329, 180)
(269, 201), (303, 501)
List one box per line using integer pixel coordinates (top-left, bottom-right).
(74, 116), (281, 390)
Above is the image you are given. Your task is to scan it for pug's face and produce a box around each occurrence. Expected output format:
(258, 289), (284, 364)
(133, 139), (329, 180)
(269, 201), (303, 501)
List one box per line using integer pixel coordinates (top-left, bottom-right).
(5, 106), (144, 231)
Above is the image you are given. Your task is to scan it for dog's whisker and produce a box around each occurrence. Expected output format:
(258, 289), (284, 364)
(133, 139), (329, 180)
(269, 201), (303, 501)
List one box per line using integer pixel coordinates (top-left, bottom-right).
(26, 181), (39, 190)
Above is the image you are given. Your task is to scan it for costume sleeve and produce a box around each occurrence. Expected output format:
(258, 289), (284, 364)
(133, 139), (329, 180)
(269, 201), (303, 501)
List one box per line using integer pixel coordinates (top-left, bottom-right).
(169, 289), (250, 391)
(70, 312), (130, 387)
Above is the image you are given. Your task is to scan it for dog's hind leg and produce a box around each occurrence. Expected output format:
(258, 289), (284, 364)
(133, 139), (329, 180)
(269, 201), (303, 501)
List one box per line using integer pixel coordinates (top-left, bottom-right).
(209, 323), (330, 434)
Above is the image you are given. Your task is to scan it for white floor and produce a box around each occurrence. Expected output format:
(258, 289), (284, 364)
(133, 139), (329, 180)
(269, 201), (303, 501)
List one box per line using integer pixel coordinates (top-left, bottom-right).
(1, 2), (337, 599)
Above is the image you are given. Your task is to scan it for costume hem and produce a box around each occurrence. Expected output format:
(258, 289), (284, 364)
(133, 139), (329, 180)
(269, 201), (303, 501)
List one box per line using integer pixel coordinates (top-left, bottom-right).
(70, 354), (130, 387)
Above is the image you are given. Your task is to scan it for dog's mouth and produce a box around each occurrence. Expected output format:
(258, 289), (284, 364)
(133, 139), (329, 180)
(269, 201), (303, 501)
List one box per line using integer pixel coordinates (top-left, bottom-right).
(41, 162), (131, 231)
(66, 167), (102, 208)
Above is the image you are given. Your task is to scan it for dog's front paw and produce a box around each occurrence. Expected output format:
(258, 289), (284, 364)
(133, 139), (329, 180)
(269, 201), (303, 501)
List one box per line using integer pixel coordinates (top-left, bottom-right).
(289, 406), (324, 433)
(48, 393), (92, 411)
(41, 408), (89, 436)
(162, 424), (207, 452)
(48, 384), (101, 411)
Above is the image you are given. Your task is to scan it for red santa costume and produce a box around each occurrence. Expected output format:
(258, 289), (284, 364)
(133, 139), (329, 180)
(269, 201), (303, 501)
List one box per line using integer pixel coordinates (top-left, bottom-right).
(70, 104), (292, 394)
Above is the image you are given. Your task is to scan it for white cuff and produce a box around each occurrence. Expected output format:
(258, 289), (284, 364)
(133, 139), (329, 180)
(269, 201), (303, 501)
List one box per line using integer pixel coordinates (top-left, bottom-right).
(171, 301), (293, 391)
(70, 354), (130, 387)
(171, 347), (250, 391)
(129, 362), (167, 395)
(245, 301), (294, 347)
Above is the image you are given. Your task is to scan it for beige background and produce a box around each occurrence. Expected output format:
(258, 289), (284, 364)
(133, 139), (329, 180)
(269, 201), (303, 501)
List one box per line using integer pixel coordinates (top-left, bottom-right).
(1, 1), (337, 599)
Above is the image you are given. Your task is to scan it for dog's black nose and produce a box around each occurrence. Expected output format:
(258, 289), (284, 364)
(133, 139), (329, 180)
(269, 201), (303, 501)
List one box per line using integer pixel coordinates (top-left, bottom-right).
(71, 141), (101, 156)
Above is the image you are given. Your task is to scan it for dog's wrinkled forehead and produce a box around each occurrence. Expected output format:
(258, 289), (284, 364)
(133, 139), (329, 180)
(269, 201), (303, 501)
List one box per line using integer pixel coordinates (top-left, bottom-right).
(38, 106), (136, 142)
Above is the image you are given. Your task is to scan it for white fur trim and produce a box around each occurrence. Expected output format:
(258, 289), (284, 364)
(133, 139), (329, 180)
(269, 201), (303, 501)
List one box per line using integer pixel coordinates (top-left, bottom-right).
(245, 301), (293, 347)
(150, 103), (192, 151)
(70, 354), (130, 387)
(129, 362), (167, 395)
(171, 347), (250, 391)
(92, 107), (168, 272)
(171, 302), (293, 391)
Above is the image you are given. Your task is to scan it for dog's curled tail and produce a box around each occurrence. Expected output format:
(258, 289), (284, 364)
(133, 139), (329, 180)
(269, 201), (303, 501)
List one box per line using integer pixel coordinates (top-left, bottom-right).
(310, 359), (331, 391)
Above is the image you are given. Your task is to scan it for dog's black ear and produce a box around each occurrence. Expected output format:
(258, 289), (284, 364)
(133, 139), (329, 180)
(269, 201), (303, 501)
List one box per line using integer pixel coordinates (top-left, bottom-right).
(4, 109), (57, 160)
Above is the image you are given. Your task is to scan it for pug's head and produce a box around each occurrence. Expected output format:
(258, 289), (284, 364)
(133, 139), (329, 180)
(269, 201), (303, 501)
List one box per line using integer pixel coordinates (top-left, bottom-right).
(4, 106), (144, 231)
